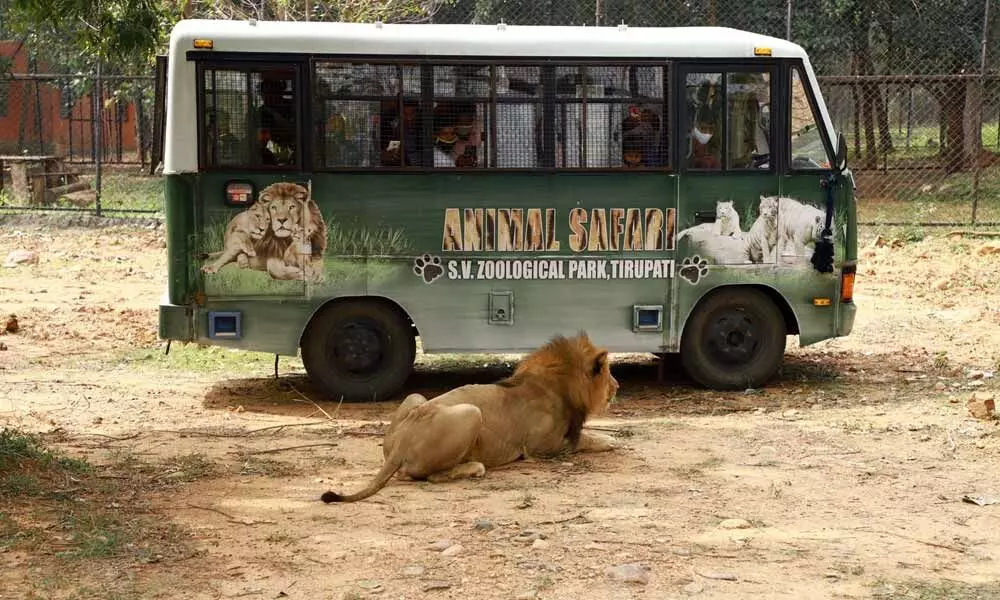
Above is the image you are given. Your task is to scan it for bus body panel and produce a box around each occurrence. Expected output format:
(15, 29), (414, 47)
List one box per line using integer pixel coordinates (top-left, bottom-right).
(156, 20), (858, 387)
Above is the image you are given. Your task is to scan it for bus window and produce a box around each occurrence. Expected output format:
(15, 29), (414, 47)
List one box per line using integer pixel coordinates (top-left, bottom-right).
(202, 68), (251, 167)
(312, 62), (421, 168)
(255, 69), (297, 167)
(200, 66), (299, 169)
(432, 65), (488, 168)
(726, 71), (771, 169)
(555, 64), (666, 169)
(494, 65), (542, 169)
(684, 73), (723, 170)
(790, 68), (830, 170)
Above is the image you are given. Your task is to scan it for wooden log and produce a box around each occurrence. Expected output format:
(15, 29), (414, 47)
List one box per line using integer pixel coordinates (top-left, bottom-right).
(9, 162), (30, 204)
(44, 181), (92, 205)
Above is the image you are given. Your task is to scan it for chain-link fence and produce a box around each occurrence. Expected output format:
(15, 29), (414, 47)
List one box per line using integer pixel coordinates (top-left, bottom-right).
(2, 0), (999, 225)
(0, 71), (160, 215)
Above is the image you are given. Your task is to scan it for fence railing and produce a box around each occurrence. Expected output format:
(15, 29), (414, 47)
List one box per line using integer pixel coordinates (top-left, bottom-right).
(2, 0), (999, 226)
(0, 72), (160, 216)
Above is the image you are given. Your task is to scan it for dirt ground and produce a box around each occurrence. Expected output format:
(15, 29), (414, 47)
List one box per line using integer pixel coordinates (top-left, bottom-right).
(2, 214), (1000, 600)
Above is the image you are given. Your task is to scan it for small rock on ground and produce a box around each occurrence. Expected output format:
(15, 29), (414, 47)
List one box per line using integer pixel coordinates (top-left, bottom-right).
(425, 540), (453, 552)
(683, 581), (705, 595)
(474, 519), (495, 531)
(719, 518), (752, 529)
(422, 581), (451, 592)
(605, 563), (649, 584)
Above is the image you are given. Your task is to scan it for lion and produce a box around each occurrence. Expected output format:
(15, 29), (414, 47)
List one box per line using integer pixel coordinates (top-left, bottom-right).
(320, 332), (619, 503)
(280, 194), (328, 283)
(244, 182), (325, 281)
(201, 200), (269, 274)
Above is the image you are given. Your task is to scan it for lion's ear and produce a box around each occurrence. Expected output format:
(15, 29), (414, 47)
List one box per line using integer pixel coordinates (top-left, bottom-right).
(591, 350), (608, 377)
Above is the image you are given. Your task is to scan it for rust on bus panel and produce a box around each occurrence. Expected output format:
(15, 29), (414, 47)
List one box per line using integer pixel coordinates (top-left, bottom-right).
(440, 207), (677, 253)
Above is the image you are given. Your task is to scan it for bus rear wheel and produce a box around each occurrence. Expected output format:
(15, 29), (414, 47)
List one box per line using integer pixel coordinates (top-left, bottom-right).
(301, 301), (416, 402)
(680, 288), (786, 390)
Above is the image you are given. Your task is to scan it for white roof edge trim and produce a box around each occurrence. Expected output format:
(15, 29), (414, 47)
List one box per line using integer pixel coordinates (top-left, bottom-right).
(166, 19), (809, 60)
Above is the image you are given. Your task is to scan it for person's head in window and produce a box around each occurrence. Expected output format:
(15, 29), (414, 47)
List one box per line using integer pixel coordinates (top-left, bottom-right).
(433, 102), (480, 167)
(690, 105), (721, 169)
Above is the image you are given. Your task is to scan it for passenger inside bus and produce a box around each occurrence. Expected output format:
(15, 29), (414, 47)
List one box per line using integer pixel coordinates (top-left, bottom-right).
(380, 100), (422, 166)
(622, 105), (664, 167)
(256, 70), (296, 166)
(689, 106), (722, 169)
(433, 101), (481, 167)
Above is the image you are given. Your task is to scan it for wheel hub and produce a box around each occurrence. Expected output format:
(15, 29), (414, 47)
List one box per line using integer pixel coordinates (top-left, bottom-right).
(708, 311), (760, 366)
(331, 322), (383, 374)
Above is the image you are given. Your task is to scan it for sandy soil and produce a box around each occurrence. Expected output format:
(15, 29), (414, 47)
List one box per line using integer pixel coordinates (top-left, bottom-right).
(1, 215), (999, 599)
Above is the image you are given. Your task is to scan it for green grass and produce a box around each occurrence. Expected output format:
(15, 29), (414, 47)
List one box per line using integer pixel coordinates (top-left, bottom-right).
(871, 578), (1000, 599)
(0, 428), (91, 480)
(124, 343), (305, 375)
(857, 164), (1000, 224)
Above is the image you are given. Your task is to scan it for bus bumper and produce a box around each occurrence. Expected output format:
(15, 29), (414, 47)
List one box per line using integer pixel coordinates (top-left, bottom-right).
(159, 294), (193, 341)
(837, 301), (857, 337)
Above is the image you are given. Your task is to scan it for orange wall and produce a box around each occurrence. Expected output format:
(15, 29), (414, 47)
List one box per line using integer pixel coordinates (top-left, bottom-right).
(0, 41), (138, 158)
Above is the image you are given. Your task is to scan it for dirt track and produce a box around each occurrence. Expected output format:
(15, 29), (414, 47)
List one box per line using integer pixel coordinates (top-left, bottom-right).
(2, 217), (1000, 599)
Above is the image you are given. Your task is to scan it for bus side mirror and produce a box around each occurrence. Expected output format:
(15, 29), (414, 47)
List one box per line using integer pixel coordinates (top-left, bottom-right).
(835, 132), (848, 172)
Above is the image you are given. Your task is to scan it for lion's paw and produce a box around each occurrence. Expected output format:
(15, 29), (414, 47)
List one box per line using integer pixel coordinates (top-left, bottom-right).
(201, 264), (217, 274)
(236, 254), (249, 268)
(679, 255), (710, 285)
(413, 254), (444, 284)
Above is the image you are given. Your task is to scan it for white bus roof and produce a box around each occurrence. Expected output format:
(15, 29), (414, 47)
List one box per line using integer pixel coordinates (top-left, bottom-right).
(169, 19), (809, 60)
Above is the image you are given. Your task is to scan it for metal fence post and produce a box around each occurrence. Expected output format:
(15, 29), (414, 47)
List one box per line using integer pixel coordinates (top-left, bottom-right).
(971, 0), (991, 225)
(786, 0), (793, 40)
(93, 62), (103, 217)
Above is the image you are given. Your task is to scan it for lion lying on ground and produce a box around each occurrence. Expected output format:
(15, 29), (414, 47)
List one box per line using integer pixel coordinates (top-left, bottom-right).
(320, 332), (619, 503)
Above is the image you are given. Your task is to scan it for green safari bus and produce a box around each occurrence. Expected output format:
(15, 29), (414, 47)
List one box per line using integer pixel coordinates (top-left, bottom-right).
(157, 18), (858, 400)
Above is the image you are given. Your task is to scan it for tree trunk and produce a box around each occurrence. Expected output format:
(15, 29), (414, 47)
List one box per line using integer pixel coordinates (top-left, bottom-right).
(942, 79), (967, 172)
(963, 79), (982, 167)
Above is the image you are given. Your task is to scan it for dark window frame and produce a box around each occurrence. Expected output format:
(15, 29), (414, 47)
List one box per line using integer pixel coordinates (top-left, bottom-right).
(676, 61), (777, 174)
(785, 62), (837, 173)
(195, 58), (306, 172)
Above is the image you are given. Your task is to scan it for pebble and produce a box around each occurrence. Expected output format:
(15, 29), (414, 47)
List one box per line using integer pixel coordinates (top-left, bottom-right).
(474, 519), (495, 532)
(605, 563), (650, 584)
(402, 565), (425, 577)
(422, 581), (451, 591)
(531, 538), (549, 550)
(718, 518), (752, 530)
(441, 544), (463, 557)
(515, 591), (538, 600)
(683, 581), (705, 595)
(425, 540), (453, 552)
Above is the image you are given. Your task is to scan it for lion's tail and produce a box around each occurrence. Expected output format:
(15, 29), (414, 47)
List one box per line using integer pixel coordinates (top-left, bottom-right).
(320, 458), (402, 503)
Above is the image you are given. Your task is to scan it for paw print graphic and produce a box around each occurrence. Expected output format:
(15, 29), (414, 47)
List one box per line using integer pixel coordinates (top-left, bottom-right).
(679, 255), (710, 285)
(413, 254), (444, 284)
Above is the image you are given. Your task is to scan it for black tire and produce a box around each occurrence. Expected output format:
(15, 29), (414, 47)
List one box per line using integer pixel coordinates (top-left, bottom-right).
(680, 288), (786, 390)
(301, 301), (416, 402)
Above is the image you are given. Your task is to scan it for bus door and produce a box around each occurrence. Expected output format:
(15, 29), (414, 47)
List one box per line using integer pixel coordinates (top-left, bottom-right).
(674, 64), (779, 268)
(778, 63), (846, 342)
(779, 64), (842, 267)
(194, 59), (312, 299)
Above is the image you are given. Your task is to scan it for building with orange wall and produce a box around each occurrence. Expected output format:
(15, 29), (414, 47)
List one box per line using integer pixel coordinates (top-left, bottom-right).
(0, 40), (139, 160)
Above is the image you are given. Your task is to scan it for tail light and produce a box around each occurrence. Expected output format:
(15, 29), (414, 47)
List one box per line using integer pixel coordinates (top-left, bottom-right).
(840, 263), (856, 303)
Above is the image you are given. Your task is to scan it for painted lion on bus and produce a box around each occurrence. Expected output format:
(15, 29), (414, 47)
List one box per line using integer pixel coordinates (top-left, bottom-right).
(320, 332), (620, 503)
(202, 182), (327, 281)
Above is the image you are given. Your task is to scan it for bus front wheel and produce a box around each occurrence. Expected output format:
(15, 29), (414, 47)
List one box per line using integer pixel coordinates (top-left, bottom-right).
(680, 288), (786, 390)
(301, 301), (416, 402)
